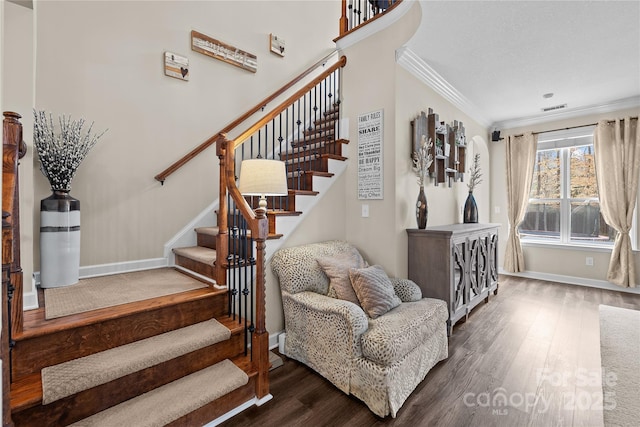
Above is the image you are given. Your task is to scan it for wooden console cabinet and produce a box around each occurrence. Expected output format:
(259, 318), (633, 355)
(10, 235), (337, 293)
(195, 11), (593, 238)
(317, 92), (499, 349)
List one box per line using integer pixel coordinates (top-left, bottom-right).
(407, 223), (499, 335)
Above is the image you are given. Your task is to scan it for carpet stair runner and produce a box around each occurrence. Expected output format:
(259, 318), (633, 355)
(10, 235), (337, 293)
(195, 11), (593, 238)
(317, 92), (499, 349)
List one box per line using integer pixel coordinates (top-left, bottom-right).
(69, 360), (249, 427)
(9, 269), (256, 427)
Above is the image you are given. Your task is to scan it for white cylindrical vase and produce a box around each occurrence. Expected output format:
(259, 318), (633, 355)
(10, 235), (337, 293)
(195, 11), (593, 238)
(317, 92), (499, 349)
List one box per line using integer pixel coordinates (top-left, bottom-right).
(40, 191), (80, 288)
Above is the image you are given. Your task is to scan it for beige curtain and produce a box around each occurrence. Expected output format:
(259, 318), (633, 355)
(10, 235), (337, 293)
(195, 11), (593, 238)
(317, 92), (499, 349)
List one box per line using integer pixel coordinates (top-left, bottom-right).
(504, 132), (538, 272)
(593, 118), (640, 288)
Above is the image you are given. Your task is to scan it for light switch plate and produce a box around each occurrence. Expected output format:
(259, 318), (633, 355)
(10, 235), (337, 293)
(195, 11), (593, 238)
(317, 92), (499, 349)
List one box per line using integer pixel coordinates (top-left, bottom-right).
(362, 204), (369, 217)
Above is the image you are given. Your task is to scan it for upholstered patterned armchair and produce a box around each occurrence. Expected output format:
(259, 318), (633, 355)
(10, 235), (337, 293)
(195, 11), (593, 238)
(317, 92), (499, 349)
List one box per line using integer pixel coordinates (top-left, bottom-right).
(271, 240), (448, 418)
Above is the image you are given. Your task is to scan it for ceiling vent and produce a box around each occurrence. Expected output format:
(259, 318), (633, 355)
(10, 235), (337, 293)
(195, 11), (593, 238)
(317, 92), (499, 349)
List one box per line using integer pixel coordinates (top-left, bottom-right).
(542, 104), (567, 112)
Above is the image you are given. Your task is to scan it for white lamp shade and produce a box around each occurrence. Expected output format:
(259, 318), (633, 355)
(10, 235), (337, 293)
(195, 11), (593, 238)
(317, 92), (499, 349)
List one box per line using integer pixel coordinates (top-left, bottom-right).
(238, 159), (288, 196)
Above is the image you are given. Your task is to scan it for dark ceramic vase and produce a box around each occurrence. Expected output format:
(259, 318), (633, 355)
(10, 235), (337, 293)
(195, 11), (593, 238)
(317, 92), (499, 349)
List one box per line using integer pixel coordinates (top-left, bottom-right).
(416, 186), (428, 229)
(463, 191), (478, 223)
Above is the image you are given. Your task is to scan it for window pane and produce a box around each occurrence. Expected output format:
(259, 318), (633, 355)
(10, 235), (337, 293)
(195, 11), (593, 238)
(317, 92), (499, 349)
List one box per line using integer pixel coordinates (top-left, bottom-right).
(569, 145), (598, 198)
(519, 201), (561, 240)
(530, 149), (560, 199)
(570, 200), (616, 244)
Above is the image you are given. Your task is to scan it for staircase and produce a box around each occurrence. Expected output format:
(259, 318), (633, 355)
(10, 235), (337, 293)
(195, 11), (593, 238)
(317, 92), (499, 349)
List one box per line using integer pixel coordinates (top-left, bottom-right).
(2, 54), (348, 426)
(9, 274), (256, 426)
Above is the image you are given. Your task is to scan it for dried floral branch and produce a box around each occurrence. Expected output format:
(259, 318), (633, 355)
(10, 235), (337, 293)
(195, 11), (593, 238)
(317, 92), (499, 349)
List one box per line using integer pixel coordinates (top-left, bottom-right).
(467, 153), (483, 192)
(412, 135), (433, 187)
(33, 110), (107, 192)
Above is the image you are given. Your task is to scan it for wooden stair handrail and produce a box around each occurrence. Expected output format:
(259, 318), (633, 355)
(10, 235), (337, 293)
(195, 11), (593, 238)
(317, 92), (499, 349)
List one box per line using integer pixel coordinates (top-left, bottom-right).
(337, 0), (403, 40)
(231, 56), (347, 150)
(154, 49), (341, 184)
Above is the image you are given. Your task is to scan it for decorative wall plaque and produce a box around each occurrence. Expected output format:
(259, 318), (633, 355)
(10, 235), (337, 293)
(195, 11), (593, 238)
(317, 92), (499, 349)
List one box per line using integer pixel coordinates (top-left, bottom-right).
(164, 52), (189, 81)
(191, 30), (257, 73)
(357, 109), (384, 200)
(270, 34), (285, 57)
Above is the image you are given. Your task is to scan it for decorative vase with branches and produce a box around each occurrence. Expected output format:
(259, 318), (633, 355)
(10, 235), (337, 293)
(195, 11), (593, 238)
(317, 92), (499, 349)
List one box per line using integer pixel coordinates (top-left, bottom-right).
(33, 110), (107, 288)
(464, 153), (482, 223)
(33, 110), (106, 193)
(412, 135), (433, 229)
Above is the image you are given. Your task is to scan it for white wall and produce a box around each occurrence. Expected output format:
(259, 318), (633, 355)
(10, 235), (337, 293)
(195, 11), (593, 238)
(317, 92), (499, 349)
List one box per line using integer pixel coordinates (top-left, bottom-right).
(490, 106), (640, 289)
(339, 1), (489, 278)
(32, 0), (340, 271)
(3, 0), (34, 293)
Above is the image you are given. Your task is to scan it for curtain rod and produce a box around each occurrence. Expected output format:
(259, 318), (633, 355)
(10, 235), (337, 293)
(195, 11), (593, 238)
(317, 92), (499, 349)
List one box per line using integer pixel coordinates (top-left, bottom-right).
(509, 116), (638, 138)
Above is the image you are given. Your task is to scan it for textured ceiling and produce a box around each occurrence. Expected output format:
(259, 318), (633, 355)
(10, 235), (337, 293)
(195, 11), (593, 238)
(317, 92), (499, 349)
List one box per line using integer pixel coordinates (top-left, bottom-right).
(406, 0), (640, 127)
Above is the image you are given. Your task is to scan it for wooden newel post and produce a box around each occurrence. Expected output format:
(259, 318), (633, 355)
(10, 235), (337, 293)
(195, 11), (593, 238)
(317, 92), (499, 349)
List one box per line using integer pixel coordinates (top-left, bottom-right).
(339, 0), (349, 36)
(252, 207), (270, 399)
(215, 133), (229, 287)
(3, 112), (24, 338)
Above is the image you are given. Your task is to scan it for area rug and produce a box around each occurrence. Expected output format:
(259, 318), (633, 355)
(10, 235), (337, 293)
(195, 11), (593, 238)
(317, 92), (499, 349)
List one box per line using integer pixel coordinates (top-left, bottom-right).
(44, 268), (207, 320)
(599, 304), (640, 427)
(42, 318), (230, 404)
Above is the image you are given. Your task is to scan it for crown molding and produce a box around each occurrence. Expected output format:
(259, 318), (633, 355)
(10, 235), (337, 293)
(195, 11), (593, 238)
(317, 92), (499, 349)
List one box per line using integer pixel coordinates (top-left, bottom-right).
(491, 95), (640, 130)
(396, 46), (491, 128)
(335, 0), (414, 51)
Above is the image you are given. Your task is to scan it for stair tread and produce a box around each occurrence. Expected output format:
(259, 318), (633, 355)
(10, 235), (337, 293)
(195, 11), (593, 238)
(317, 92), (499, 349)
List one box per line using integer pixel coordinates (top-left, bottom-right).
(195, 226), (219, 236)
(40, 318), (232, 405)
(68, 359), (248, 427)
(267, 210), (302, 216)
(173, 246), (217, 265)
(18, 285), (222, 341)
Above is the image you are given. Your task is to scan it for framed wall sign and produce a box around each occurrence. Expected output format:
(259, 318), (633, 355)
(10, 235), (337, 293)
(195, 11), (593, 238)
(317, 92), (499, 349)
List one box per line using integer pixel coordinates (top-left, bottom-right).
(357, 109), (384, 200)
(191, 30), (257, 73)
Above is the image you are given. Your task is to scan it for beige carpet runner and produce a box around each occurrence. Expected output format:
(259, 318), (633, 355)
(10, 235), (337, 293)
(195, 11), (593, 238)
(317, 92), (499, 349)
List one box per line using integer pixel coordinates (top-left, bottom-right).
(44, 268), (208, 319)
(70, 359), (248, 427)
(41, 318), (231, 404)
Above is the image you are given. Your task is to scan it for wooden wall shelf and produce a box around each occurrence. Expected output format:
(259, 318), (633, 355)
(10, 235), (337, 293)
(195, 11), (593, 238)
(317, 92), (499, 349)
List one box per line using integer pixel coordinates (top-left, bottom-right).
(411, 108), (467, 187)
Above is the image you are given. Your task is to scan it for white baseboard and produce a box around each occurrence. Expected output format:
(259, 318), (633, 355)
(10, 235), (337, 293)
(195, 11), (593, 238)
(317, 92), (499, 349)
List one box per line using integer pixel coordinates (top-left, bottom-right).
(269, 330), (284, 351)
(202, 398), (256, 427)
(33, 257), (169, 287)
(23, 286), (39, 311)
(499, 268), (640, 294)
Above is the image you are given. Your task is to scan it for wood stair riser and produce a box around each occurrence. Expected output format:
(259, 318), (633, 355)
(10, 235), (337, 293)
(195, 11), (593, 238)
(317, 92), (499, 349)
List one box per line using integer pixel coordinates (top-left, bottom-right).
(290, 133), (335, 147)
(245, 195), (296, 212)
(285, 158), (327, 174)
(287, 174), (314, 191)
(11, 334), (246, 427)
(11, 294), (225, 381)
(174, 253), (214, 278)
(196, 231), (216, 249)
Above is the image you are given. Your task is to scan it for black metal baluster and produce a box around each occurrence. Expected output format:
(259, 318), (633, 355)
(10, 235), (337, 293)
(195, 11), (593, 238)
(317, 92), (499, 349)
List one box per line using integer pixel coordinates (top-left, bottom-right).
(296, 99), (302, 189)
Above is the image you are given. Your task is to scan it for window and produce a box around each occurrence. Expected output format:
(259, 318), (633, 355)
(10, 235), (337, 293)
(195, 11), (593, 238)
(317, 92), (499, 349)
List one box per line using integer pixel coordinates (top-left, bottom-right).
(519, 126), (618, 246)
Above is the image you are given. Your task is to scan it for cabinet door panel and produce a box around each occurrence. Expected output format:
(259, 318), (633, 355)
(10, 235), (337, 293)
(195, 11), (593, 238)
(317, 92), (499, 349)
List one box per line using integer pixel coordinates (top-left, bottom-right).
(452, 242), (465, 313)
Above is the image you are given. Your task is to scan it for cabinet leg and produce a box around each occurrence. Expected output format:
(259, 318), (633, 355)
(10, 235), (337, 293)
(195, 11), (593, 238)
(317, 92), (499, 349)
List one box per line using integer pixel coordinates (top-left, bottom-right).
(447, 320), (452, 337)
(494, 284), (499, 295)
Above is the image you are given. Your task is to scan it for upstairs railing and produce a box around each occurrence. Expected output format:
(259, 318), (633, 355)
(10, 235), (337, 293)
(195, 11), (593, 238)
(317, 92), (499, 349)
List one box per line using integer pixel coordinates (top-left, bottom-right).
(339, 0), (402, 37)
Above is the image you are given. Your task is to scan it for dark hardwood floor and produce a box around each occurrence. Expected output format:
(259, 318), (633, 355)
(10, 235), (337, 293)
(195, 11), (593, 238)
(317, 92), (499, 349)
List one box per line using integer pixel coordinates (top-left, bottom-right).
(219, 275), (640, 427)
